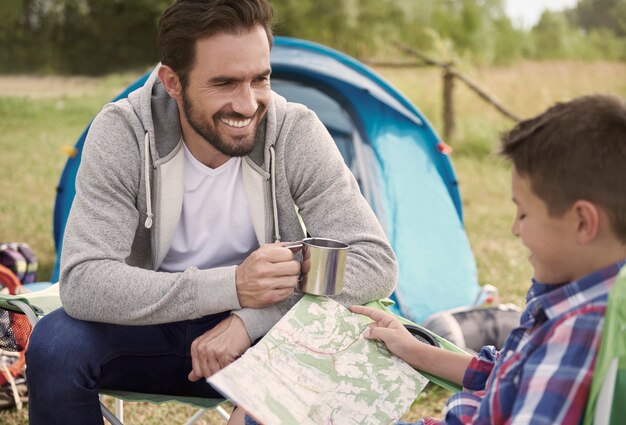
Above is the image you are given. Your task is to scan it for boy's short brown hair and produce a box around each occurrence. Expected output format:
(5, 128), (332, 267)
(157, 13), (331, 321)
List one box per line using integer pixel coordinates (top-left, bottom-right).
(501, 94), (626, 242)
(158, 0), (274, 87)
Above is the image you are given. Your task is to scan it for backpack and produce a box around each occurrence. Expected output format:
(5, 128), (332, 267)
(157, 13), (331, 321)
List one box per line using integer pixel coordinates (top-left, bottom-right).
(0, 266), (30, 411)
(0, 243), (38, 288)
(0, 243), (37, 411)
(423, 303), (522, 354)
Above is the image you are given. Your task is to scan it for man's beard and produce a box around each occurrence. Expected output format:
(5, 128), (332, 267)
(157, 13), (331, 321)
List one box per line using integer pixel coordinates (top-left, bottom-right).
(182, 90), (266, 157)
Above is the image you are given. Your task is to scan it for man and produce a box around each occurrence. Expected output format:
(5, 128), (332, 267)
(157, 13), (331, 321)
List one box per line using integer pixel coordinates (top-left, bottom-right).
(26, 1), (397, 424)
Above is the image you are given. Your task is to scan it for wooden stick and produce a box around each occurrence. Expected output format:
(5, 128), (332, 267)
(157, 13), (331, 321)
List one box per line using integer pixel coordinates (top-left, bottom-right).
(393, 42), (521, 123)
(443, 68), (456, 140)
(392, 42), (450, 68)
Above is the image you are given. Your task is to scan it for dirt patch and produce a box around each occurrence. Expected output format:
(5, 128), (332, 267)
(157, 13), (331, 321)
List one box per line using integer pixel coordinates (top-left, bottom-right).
(0, 75), (103, 98)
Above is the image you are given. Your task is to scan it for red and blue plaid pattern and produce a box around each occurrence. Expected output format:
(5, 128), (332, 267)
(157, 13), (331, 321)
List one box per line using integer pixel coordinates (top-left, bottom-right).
(415, 260), (626, 425)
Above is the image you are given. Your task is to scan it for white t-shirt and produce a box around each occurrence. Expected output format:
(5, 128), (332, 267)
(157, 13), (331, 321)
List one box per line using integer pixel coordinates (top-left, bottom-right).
(159, 142), (259, 272)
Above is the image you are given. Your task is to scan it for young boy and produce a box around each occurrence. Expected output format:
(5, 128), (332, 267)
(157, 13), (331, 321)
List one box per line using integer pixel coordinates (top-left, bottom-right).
(351, 94), (626, 424)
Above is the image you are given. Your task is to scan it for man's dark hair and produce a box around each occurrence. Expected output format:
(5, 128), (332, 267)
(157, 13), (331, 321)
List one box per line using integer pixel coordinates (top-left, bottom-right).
(158, 0), (274, 87)
(501, 94), (626, 242)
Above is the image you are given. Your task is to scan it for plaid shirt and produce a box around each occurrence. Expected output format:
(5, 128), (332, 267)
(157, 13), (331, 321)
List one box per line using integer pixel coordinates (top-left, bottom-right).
(415, 260), (626, 425)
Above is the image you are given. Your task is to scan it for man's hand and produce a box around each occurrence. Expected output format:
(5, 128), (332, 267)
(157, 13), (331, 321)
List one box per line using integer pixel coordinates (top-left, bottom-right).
(188, 315), (251, 381)
(235, 243), (300, 308)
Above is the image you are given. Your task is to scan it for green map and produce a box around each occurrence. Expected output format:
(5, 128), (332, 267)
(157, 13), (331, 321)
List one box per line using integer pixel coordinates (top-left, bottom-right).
(208, 295), (428, 425)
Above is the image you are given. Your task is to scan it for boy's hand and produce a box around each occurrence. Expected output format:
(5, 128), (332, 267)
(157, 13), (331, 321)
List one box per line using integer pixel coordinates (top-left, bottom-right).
(349, 305), (419, 363)
(351, 305), (473, 385)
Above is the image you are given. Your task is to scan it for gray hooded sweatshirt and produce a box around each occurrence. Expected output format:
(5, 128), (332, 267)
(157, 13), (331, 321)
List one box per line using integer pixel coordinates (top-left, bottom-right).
(60, 66), (397, 341)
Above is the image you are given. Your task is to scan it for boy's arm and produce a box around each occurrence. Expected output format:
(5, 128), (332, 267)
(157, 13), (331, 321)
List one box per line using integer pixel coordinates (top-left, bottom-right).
(402, 341), (473, 386)
(508, 313), (602, 424)
(350, 305), (473, 386)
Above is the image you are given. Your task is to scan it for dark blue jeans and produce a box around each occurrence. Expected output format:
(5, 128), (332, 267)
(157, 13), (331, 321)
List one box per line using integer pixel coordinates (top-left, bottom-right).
(26, 308), (229, 425)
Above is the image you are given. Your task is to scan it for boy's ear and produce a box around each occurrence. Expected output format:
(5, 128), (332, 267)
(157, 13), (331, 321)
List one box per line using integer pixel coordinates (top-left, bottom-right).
(573, 200), (600, 244)
(158, 65), (182, 99)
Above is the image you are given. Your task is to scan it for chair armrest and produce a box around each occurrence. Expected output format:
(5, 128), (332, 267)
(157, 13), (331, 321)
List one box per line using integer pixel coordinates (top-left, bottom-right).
(0, 283), (61, 317)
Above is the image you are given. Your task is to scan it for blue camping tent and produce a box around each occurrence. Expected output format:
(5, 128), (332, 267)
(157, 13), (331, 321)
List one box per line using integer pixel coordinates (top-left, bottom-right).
(52, 37), (479, 323)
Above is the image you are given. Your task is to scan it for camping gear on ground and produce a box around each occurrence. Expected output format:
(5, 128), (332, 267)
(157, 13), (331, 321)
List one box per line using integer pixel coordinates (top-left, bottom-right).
(0, 265), (22, 296)
(0, 243), (37, 287)
(423, 303), (522, 354)
(52, 36), (479, 325)
(0, 300), (31, 353)
(0, 352), (27, 411)
(0, 254), (30, 411)
(285, 237), (349, 296)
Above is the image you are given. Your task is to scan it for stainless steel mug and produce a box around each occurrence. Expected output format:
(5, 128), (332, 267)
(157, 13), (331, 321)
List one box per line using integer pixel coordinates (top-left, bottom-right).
(284, 237), (350, 296)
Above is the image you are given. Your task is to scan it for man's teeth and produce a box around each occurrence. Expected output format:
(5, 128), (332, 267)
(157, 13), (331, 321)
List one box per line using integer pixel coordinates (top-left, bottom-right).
(221, 118), (251, 128)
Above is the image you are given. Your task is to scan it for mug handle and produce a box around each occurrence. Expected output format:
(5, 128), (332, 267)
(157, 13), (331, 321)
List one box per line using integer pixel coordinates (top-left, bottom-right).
(282, 241), (303, 253)
(281, 242), (305, 286)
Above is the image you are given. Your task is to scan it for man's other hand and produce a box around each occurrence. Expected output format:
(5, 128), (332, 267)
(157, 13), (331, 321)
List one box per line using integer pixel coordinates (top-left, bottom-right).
(235, 242), (300, 308)
(188, 315), (251, 381)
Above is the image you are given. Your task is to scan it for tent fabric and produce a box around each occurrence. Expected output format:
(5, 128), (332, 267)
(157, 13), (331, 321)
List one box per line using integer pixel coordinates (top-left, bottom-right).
(51, 37), (479, 323)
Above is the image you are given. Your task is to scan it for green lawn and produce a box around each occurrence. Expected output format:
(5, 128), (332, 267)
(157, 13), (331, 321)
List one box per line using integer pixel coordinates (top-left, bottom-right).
(1, 60), (625, 423)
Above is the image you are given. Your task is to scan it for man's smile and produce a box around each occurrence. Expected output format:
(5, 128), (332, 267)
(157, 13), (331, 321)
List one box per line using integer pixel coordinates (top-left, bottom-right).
(219, 117), (252, 128)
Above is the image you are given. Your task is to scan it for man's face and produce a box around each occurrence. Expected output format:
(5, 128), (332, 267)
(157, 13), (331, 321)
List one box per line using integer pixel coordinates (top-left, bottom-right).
(510, 168), (579, 284)
(181, 25), (271, 157)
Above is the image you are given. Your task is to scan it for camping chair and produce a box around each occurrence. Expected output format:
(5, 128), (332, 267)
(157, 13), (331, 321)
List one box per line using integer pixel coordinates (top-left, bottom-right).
(583, 265), (626, 425)
(0, 283), (231, 425)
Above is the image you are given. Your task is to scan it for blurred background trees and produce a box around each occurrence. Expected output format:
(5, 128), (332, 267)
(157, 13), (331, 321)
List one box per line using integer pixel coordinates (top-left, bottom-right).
(1, 0), (625, 75)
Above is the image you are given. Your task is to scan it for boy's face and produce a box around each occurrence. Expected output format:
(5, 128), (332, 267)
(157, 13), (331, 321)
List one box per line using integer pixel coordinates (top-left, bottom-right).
(510, 168), (579, 285)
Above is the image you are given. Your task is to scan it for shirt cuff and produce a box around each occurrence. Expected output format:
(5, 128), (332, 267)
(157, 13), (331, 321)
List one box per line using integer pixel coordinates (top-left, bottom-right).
(193, 266), (241, 316)
(232, 306), (284, 341)
(463, 345), (498, 391)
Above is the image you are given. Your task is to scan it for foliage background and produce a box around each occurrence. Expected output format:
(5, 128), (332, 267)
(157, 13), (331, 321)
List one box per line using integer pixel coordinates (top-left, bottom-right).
(1, 0), (626, 423)
(1, 0), (626, 75)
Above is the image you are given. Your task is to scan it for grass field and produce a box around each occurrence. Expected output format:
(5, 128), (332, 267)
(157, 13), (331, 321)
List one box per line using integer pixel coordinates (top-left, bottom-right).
(1, 60), (625, 424)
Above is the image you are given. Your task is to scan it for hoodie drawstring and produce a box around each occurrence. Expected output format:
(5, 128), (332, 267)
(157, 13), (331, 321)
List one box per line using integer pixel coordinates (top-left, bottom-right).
(142, 131), (276, 238)
(269, 146), (280, 242)
(144, 132), (154, 229)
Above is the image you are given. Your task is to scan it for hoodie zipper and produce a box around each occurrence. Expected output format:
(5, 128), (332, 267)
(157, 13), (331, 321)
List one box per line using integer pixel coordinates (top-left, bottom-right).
(269, 145), (281, 243)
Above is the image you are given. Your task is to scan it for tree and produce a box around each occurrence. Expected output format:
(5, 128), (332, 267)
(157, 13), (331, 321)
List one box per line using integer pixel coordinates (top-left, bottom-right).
(530, 11), (578, 59)
(2, 0), (624, 75)
(1, 0), (166, 74)
(575, 0), (626, 37)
